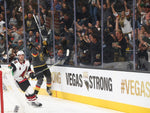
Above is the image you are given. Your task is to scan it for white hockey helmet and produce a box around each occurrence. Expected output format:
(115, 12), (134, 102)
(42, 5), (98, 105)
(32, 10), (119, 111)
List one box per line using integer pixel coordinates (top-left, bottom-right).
(17, 50), (24, 56)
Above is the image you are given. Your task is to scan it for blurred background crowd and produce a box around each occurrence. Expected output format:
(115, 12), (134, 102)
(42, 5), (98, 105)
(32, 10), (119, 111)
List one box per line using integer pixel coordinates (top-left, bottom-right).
(0, 0), (150, 72)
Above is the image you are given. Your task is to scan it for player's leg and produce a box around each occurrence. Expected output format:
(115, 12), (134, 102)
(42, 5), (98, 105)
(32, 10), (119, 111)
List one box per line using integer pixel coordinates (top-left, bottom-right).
(16, 80), (42, 107)
(43, 69), (52, 95)
(25, 86), (42, 107)
(33, 67), (44, 95)
(34, 73), (44, 95)
(16, 79), (30, 92)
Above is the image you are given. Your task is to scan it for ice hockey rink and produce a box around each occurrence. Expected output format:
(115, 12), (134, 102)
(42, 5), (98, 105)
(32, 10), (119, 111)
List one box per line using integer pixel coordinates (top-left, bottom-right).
(1, 66), (123, 113)
(4, 93), (124, 113)
(3, 79), (124, 113)
(2, 65), (150, 113)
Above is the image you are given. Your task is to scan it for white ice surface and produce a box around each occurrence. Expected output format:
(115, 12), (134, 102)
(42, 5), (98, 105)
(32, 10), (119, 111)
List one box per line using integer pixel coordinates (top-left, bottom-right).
(4, 93), (124, 113)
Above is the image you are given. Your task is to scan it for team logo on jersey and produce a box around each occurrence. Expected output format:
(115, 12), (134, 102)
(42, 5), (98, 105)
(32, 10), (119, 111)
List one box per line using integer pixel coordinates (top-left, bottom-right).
(40, 53), (44, 61)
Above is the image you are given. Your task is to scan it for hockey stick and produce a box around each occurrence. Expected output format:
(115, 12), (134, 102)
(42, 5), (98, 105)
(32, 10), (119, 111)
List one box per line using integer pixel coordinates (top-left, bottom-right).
(33, 14), (44, 40)
(28, 60), (62, 79)
(34, 60), (62, 76)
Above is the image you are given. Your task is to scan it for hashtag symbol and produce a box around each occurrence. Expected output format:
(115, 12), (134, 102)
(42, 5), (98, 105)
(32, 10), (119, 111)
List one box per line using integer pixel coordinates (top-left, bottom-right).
(121, 80), (125, 94)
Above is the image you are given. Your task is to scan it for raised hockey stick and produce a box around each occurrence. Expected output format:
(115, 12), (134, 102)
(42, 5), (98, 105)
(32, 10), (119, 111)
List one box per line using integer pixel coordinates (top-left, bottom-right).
(33, 14), (44, 40)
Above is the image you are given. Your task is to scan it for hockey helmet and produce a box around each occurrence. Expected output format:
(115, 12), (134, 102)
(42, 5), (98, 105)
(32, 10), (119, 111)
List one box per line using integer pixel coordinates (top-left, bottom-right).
(17, 50), (24, 56)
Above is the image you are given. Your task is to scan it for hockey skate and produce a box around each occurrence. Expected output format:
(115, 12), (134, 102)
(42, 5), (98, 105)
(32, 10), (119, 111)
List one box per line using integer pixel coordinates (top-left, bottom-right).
(31, 101), (42, 107)
(27, 101), (42, 107)
(47, 87), (52, 96)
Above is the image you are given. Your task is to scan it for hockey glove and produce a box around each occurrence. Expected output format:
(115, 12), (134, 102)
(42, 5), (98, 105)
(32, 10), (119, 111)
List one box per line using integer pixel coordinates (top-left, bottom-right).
(29, 72), (36, 79)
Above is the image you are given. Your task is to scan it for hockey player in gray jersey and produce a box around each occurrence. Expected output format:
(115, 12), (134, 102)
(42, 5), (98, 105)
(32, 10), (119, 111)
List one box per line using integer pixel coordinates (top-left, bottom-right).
(30, 42), (52, 96)
(10, 50), (42, 107)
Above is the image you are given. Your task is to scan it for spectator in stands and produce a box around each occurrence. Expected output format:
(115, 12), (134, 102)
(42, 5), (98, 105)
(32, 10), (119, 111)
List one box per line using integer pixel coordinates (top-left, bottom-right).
(55, 49), (66, 65)
(105, 16), (115, 33)
(8, 26), (22, 44)
(132, 9), (141, 29)
(77, 6), (89, 26)
(137, 38), (149, 71)
(45, 0), (51, 9)
(0, 37), (6, 62)
(25, 12), (38, 33)
(27, 30), (35, 43)
(101, 0), (112, 29)
(137, 0), (149, 25)
(56, 49), (64, 60)
(89, 33), (101, 66)
(9, 9), (17, 28)
(0, 2), (4, 15)
(65, 28), (74, 51)
(51, 0), (61, 11)
(112, 28), (127, 62)
(79, 32), (101, 66)
(60, 13), (73, 34)
(0, 0), (149, 71)
(35, 31), (41, 43)
(143, 12), (150, 30)
(61, 2), (70, 14)
(0, 14), (5, 35)
(103, 31), (116, 63)
(17, 40), (24, 50)
(78, 32), (91, 65)
(111, 1), (132, 35)
(8, 45), (18, 62)
(27, 4), (34, 14)
(15, 5), (23, 28)
(138, 25), (147, 41)
(40, 5), (47, 23)
(88, 0), (100, 25)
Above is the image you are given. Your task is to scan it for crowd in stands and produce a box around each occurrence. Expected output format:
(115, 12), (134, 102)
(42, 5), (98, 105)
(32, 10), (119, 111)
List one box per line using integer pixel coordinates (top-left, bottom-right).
(0, 0), (149, 71)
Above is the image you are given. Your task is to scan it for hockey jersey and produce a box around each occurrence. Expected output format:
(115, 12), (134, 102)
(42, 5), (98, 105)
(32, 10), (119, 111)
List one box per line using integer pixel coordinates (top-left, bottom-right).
(11, 59), (32, 83)
(31, 47), (46, 68)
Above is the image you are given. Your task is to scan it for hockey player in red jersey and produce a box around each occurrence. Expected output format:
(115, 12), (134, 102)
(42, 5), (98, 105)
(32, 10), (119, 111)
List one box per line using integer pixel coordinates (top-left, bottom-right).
(10, 50), (42, 107)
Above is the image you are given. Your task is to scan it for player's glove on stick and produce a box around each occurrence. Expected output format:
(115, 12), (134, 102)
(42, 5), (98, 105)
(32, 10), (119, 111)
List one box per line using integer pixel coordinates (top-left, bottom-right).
(29, 72), (36, 79)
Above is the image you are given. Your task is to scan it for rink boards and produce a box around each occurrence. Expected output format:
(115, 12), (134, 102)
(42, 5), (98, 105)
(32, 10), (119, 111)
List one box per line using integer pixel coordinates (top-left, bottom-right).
(1, 65), (150, 113)
(48, 66), (150, 113)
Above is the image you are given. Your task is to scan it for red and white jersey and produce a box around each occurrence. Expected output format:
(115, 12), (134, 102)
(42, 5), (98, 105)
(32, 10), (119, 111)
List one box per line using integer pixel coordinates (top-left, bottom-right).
(11, 59), (32, 82)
